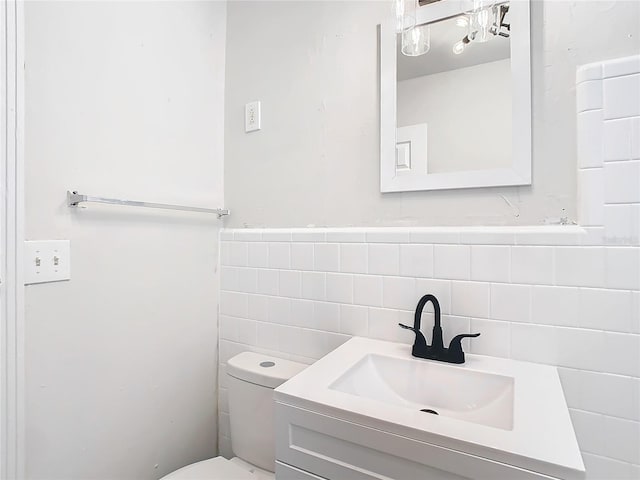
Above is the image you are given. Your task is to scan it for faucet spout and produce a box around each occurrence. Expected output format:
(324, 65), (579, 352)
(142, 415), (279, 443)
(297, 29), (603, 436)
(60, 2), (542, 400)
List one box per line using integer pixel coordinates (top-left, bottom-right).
(414, 294), (443, 352)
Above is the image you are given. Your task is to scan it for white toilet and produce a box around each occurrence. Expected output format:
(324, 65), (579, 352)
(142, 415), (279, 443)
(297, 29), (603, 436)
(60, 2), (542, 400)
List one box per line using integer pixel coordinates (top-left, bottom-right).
(161, 352), (307, 480)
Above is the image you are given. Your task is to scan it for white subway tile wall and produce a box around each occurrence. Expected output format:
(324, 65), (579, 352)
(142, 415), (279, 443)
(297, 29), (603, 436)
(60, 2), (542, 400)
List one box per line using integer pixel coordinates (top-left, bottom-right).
(578, 56), (640, 248)
(217, 56), (640, 477)
(218, 225), (639, 474)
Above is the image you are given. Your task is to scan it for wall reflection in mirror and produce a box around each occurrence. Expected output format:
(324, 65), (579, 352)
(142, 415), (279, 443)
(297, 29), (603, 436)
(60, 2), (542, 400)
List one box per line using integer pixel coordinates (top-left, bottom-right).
(396, 3), (512, 175)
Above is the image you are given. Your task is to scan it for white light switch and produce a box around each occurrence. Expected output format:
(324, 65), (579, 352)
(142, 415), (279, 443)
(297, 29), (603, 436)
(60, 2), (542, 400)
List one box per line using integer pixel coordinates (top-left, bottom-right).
(245, 101), (261, 132)
(396, 141), (412, 170)
(24, 240), (71, 285)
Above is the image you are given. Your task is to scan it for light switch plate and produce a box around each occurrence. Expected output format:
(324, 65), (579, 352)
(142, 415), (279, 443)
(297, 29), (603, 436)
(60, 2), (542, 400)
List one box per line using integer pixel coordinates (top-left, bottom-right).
(245, 101), (261, 132)
(24, 240), (71, 285)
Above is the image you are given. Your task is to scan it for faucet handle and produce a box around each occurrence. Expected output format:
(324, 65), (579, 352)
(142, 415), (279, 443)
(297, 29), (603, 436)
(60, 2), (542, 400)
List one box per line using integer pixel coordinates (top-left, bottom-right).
(450, 332), (481, 341)
(447, 333), (480, 364)
(398, 323), (418, 333)
(398, 323), (429, 356)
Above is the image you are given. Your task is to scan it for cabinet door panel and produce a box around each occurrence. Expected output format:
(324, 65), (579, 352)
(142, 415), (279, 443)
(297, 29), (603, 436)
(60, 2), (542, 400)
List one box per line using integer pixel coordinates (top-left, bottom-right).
(276, 402), (557, 480)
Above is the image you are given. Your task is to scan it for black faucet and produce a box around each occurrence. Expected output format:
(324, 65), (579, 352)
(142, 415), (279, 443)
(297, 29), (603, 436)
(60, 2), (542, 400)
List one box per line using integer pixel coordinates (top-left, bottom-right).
(399, 294), (480, 364)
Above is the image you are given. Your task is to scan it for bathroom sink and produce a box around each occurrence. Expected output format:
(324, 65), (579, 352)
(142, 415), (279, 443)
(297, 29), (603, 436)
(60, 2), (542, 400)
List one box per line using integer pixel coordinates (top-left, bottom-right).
(275, 337), (584, 479)
(330, 353), (514, 430)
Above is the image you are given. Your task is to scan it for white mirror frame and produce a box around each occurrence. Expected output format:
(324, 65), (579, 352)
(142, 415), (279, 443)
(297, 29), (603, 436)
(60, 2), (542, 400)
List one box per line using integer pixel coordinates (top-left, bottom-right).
(380, 0), (532, 193)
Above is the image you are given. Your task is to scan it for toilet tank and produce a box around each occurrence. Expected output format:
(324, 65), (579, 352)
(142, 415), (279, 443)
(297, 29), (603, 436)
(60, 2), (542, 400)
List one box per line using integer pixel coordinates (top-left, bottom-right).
(226, 352), (306, 472)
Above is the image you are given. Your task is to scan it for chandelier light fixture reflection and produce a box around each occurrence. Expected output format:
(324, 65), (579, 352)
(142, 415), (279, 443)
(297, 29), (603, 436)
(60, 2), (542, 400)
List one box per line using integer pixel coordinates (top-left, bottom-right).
(395, 0), (510, 58)
(457, 1), (511, 53)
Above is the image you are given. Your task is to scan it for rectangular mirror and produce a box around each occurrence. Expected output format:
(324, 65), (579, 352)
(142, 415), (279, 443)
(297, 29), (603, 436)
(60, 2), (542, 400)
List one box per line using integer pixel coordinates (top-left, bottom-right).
(380, 0), (531, 192)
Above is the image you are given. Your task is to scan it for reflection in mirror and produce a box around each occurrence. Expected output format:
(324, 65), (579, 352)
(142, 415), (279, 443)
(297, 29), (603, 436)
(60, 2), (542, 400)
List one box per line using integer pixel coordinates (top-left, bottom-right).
(380, 0), (531, 193)
(396, 7), (511, 175)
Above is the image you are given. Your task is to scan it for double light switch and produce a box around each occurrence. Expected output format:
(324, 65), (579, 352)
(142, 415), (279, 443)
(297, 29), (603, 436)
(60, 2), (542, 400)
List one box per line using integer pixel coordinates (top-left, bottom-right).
(24, 240), (71, 285)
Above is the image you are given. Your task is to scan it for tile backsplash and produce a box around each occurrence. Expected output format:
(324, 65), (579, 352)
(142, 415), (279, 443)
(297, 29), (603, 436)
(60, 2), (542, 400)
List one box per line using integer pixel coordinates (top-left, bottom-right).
(218, 55), (640, 479)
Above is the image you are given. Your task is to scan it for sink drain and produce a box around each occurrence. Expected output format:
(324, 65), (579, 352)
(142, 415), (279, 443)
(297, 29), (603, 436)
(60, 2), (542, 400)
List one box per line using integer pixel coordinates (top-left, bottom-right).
(420, 408), (439, 415)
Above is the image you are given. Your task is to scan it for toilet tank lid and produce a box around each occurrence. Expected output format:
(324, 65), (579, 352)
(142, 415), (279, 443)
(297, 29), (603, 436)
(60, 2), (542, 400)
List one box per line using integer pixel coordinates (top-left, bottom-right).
(227, 352), (307, 389)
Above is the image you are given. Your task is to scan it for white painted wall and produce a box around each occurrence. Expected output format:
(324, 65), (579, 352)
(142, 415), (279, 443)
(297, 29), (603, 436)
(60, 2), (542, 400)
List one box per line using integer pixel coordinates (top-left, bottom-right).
(24, 2), (226, 478)
(224, 0), (640, 227)
(397, 59), (512, 174)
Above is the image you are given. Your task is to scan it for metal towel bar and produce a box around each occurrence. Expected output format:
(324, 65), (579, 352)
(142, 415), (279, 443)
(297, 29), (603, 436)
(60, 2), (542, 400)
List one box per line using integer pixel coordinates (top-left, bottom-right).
(67, 190), (230, 218)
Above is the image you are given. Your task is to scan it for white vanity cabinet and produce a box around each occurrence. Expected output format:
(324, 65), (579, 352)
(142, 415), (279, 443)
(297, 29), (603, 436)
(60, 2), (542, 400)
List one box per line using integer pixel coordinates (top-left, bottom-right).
(275, 402), (564, 480)
(273, 337), (585, 480)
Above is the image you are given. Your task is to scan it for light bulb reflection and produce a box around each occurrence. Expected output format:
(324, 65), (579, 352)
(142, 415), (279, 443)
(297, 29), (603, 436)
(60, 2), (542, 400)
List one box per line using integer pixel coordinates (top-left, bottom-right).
(456, 16), (469, 28)
(401, 23), (431, 56)
(453, 40), (466, 55)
